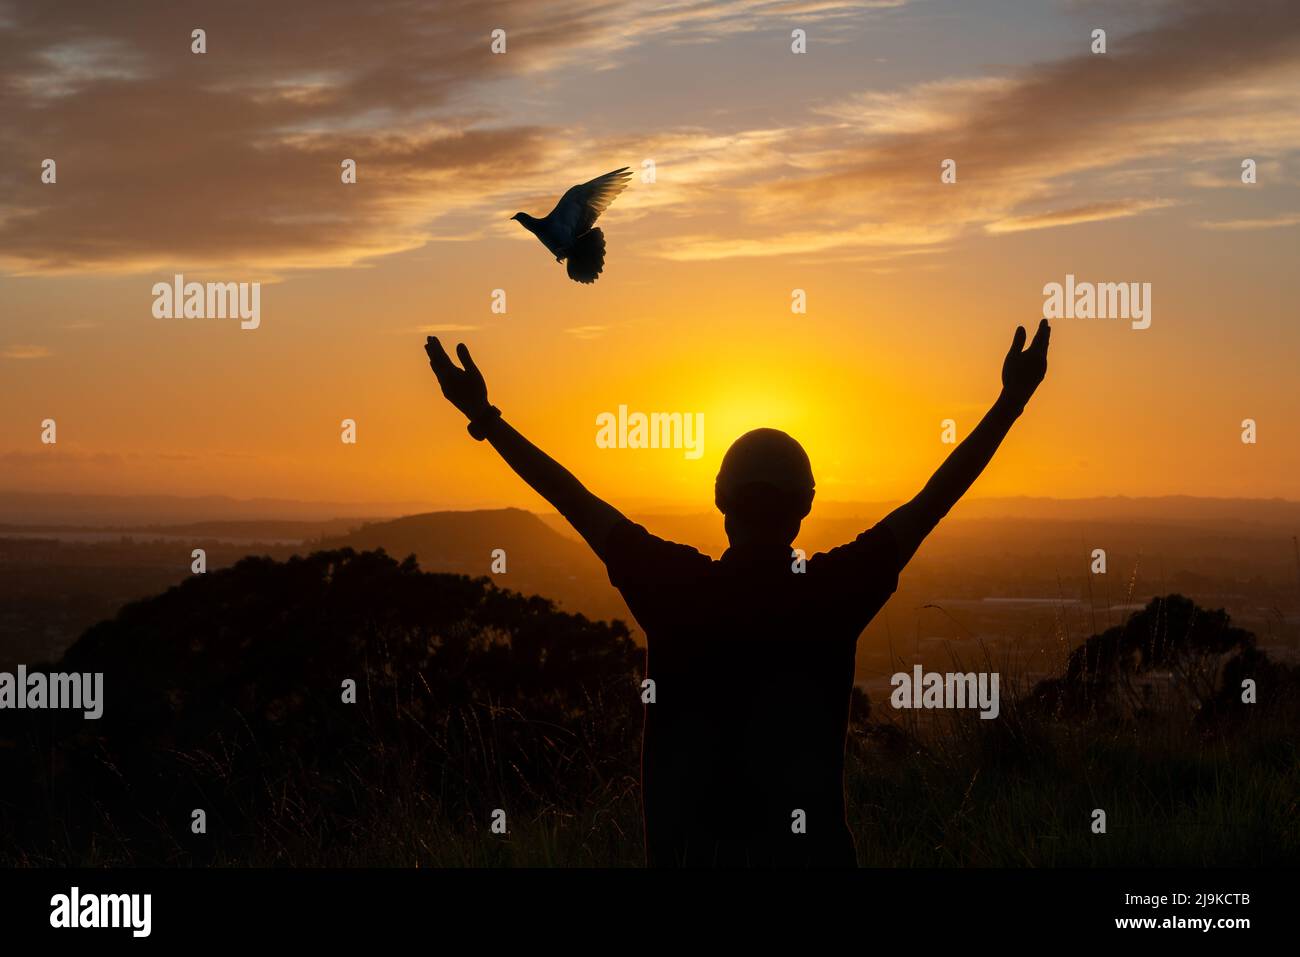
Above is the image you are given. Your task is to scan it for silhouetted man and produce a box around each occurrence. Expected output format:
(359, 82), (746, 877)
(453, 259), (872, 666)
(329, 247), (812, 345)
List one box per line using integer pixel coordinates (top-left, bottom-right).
(425, 319), (1051, 866)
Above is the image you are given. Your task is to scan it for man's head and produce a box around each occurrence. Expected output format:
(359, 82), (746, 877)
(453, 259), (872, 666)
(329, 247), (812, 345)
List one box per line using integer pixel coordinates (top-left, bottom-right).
(715, 428), (815, 548)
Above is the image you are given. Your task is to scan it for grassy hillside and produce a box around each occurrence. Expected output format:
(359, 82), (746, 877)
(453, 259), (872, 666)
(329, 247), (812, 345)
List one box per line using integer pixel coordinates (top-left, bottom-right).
(1, 547), (1294, 867)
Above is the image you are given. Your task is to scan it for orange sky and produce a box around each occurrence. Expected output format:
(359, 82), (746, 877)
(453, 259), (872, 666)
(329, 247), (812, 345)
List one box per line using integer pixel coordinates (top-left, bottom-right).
(2, 0), (1298, 512)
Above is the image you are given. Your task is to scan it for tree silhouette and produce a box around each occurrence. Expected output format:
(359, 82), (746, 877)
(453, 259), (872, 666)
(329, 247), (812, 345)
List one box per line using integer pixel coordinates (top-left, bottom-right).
(1031, 594), (1292, 719)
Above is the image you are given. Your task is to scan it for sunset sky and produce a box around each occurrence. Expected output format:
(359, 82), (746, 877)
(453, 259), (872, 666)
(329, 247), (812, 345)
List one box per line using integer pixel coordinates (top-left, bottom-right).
(2, 0), (1298, 514)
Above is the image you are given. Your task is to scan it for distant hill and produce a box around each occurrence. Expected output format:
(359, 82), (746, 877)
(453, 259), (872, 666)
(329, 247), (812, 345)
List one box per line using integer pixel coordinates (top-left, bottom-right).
(318, 508), (629, 623)
(546, 496), (1300, 565)
(3, 496), (1297, 671)
(4, 489), (1297, 532)
(940, 495), (1300, 529)
(0, 517), (369, 543)
(0, 490), (419, 526)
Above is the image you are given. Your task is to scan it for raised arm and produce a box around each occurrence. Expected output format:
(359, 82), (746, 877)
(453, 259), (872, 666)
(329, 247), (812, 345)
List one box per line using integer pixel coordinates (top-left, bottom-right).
(883, 319), (1051, 567)
(424, 337), (626, 553)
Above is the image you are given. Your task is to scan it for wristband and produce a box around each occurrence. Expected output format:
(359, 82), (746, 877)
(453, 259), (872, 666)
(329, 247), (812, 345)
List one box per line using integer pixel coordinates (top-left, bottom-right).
(466, 405), (502, 440)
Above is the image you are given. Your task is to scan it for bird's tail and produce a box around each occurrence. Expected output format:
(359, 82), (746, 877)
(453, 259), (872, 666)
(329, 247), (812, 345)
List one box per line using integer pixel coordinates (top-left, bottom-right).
(566, 228), (606, 284)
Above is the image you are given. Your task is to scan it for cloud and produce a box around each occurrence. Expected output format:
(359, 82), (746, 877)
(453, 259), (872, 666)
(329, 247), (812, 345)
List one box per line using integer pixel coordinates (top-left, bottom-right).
(1183, 159), (1290, 189)
(0, 0), (911, 275)
(0, 448), (121, 465)
(2, 0), (1296, 274)
(657, 221), (955, 261)
(669, 0), (1300, 260)
(0, 0), (606, 274)
(2, 344), (51, 359)
(815, 77), (1017, 134)
(985, 199), (1178, 235)
(1196, 213), (1300, 231)
(544, 0), (906, 63)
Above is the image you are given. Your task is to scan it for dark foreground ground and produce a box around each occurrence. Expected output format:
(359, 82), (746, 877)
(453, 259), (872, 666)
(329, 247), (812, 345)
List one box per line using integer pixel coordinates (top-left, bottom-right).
(1, 548), (1295, 866)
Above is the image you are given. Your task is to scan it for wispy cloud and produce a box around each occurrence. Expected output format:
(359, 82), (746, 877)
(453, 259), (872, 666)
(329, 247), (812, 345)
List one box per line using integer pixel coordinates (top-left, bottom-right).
(986, 199), (1178, 235)
(0, 0), (632, 274)
(0, 0), (910, 275)
(656, 221), (955, 261)
(666, 0), (1300, 260)
(2, 0), (1296, 273)
(2, 344), (51, 359)
(1196, 213), (1300, 231)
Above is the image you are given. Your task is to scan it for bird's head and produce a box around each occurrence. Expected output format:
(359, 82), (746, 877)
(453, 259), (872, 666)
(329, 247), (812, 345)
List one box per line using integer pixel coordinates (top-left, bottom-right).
(510, 212), (526, 224)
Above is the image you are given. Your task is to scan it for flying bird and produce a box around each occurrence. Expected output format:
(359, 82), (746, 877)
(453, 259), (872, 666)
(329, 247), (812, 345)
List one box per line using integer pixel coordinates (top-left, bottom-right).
(511, 167), (633, 283)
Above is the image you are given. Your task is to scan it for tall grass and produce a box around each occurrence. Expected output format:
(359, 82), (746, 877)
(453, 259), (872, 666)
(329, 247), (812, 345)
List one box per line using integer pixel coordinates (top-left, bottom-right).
(3, 553), (1294, 867)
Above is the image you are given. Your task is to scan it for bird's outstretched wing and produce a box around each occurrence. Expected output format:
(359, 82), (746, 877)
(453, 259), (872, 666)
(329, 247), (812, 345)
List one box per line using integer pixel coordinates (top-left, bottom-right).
(548, 167), (632, 240)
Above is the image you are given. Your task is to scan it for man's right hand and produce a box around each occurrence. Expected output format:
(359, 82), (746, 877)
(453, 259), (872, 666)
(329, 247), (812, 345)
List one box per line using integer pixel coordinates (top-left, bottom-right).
(422, 336), (627, 553)
(425, 337), (491, 420)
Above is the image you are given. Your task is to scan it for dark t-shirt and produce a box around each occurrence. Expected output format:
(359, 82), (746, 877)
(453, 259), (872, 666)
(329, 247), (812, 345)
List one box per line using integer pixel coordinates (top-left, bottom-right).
(598, 519), (900, 867)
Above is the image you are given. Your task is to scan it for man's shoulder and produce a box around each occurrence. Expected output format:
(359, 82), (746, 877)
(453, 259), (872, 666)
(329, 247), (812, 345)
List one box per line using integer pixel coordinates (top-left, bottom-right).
(808, 521), (901, 576)
(600, 519), (714, 585)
